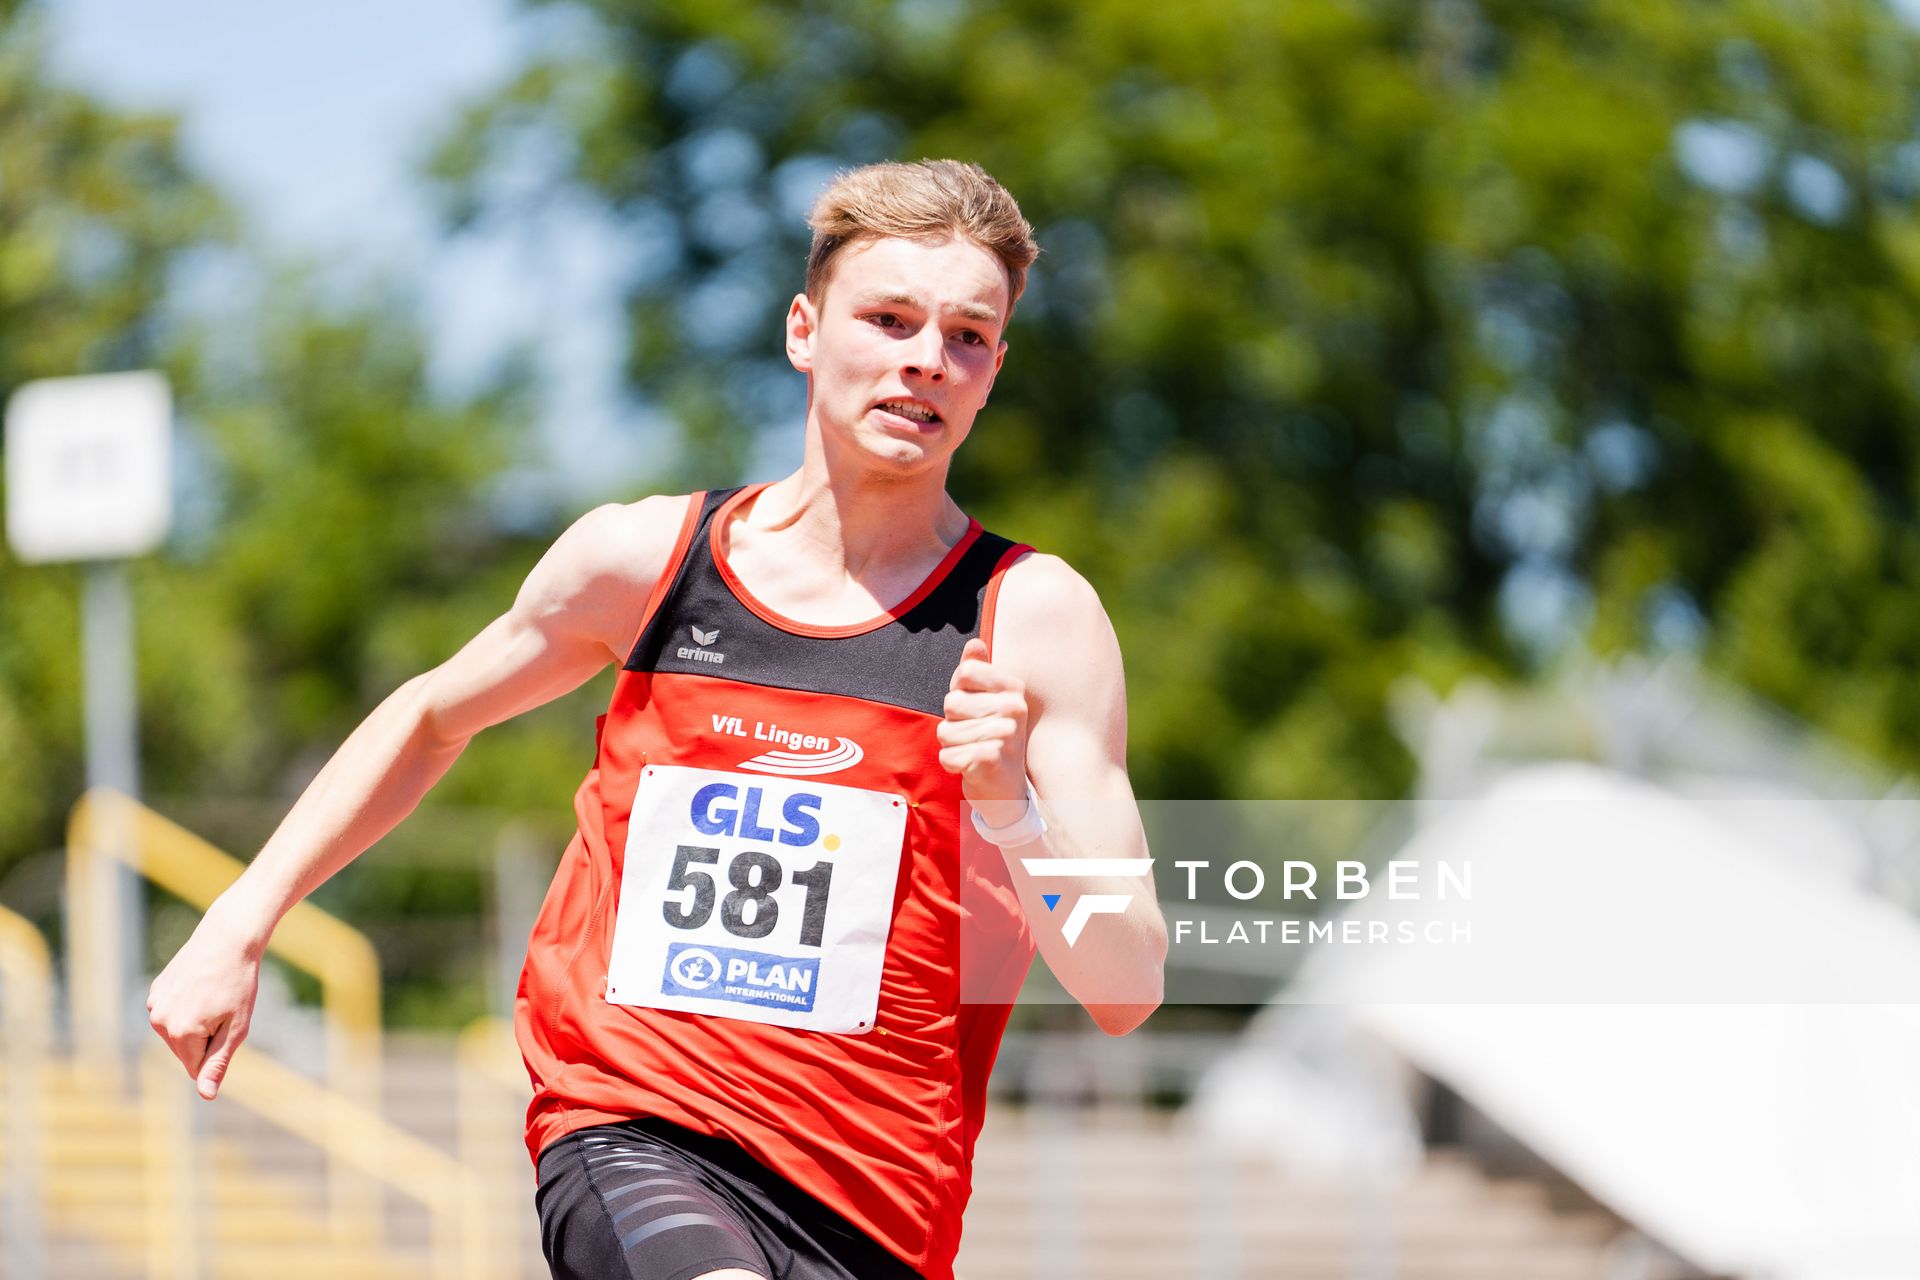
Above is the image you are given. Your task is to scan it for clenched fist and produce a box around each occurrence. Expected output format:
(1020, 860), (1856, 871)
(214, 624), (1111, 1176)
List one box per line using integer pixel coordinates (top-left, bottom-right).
(937, 636), (1030, 812)
(146, 904), (263, 1100)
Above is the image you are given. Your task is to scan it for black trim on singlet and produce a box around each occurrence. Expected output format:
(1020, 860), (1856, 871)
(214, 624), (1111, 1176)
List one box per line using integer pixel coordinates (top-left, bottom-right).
(626, 487), (1019, 717)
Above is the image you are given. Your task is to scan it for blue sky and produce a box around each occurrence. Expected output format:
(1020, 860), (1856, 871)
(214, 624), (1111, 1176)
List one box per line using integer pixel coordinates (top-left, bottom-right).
(50, 0), (517, 256)
(47, 0), (656, 500)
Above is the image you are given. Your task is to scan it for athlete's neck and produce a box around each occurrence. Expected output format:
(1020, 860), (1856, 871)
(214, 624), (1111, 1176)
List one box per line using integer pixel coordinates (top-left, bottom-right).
(741, 420), (967, 571)
(723, 427), (971, 621)
(744, 466), (968, 578)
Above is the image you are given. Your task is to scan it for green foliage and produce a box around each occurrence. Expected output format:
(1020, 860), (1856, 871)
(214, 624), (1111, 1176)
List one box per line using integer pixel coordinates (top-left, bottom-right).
(185, 285), (526, 750)
(9, 0), (1920, 1020)
(0, 6), (588, 960)
(0, 14), (229, 387)
(0, 7), (228, 867)
(432, 0), (1920, 793)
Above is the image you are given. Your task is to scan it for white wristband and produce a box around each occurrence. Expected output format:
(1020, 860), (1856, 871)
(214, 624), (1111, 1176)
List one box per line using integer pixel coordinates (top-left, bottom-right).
(970, 781), (1048, 848)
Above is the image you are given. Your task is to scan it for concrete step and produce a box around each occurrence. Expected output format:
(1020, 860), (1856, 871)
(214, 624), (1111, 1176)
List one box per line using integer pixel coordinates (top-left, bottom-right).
(956, 1115), (1626, 1278)
(952, 1250), (1610, 1280)
(5, 1234), (142, 1280)
(11, 1048), (1625, 1280)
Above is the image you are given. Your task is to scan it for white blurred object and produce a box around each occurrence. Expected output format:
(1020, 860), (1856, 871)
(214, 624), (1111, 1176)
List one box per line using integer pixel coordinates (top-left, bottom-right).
(1296, 765), (1920, 1004)
(1205, 757), (1920, 1280)
(8, 370), (174, 1049)
(1361, 1002), (1920, 1280)
(5, 370), (172, 563)
(1190, 1005), (1423, 1179)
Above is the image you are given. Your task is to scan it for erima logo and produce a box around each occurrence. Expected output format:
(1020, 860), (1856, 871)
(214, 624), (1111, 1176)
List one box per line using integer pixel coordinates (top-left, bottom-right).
(739, 737), (865, 777)
(1020, 857), (1155, 946)
(677, 625), (725, 665)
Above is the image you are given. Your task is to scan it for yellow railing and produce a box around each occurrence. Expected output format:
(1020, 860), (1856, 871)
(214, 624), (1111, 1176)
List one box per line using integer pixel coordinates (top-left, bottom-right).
(456, 1015), (527, 1162)
(456, 1015), (537, 1273)
(60, 791), (527, 1278)
(0, 903), (52, 1278)
(67, 788), (384, 1243)
(220, 1048), (495, 1280)
(139, 1048), (201, 1280)
(456, 1016), (526, 1096)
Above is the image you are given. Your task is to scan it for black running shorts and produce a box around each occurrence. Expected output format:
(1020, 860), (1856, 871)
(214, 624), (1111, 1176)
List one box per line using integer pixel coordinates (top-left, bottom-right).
(534, 1118), (926, 1280)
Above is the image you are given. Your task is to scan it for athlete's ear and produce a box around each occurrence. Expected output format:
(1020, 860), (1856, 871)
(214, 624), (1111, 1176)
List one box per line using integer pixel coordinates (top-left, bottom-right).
(979, 338), (1008, 407)
(786, 293), (817, 373)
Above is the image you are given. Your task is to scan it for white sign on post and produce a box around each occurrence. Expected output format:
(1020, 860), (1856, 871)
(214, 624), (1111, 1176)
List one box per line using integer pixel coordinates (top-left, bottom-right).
(5, 370), (171, 1059)
(5, 370), (172, 564)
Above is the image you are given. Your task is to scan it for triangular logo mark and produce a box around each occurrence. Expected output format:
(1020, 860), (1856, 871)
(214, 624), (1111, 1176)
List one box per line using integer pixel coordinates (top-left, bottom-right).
(1042, 894), (1061, 912)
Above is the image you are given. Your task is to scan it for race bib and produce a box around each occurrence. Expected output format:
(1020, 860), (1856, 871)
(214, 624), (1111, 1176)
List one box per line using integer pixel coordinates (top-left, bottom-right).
(605, 764), (909, 1033)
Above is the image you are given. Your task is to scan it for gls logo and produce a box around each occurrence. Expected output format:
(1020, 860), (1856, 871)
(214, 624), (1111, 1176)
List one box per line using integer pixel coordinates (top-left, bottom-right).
(678, 625), (725, 665)
(690, 780), (823, 845)
(1019, 856), (1155, 946)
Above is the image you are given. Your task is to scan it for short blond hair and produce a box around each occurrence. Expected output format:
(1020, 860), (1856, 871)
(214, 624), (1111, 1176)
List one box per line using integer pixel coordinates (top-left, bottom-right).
(805, 159), (1039, 310)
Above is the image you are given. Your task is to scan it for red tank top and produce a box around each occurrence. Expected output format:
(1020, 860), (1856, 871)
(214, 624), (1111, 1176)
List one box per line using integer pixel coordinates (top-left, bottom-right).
(516, 485), (1037, 1279)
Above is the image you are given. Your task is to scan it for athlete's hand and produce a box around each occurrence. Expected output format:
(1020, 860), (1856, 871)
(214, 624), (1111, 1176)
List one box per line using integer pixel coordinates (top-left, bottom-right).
(938, 637), (1031, 812)
(146, 902), (263, 1100)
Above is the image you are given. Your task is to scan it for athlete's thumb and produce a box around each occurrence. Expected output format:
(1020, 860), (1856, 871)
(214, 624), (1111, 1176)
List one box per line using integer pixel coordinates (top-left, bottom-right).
(196, 1020), (243, 1100)
(952, 637), (989, 684)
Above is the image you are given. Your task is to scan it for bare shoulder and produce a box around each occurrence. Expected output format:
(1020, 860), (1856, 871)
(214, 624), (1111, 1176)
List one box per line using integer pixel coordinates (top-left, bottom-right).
(516, 492), (696, 658)
(989, 551), (1124, 713)
(533, 493), (692, 594)
(560, 493), (692, 568)
(994, 551), (1106, 630)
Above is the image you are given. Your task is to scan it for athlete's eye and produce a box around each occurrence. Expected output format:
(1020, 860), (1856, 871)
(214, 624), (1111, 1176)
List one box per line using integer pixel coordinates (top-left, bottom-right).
(867, 313), (902, 330)
(954, 329), (986, 346)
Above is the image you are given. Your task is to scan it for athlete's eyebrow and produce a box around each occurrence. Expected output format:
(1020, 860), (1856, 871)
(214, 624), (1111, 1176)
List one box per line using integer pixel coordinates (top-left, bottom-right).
(950, 300), (1001, 325)
(855, 291), (1001, 326)
(857, 290), (922, 309)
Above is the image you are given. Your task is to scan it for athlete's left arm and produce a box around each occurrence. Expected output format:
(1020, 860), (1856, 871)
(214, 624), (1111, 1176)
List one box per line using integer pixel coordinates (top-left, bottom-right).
(940, 553), (1167, 1035)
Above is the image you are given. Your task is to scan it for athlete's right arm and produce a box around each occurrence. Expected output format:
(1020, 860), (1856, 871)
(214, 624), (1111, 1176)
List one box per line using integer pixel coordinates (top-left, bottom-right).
(146, 495), (691, 1099)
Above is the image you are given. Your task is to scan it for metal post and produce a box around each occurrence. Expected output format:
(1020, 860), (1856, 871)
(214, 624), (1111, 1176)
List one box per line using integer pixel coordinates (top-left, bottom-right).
(0, 914), (53, 1280)
(1187, 1126), (1245, 1280)
(142, 1048), (202, 1279)
(1027, 1039), (1087, 1280)
(9, 370), (170, 1059)
(492, 824), (550, 1020)
(82, 560), (144, 1052)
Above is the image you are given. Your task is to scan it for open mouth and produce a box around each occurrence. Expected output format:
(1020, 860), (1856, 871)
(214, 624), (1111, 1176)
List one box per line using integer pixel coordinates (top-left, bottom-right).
(874, 398), (941, 425)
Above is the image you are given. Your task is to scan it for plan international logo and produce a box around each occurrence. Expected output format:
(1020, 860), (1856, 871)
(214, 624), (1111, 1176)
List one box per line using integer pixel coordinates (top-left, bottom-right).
(1021, 856), (1155, 946)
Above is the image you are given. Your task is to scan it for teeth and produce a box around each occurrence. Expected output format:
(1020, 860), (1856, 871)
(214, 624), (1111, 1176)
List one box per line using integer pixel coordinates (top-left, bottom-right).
(879, 400), (936, 422)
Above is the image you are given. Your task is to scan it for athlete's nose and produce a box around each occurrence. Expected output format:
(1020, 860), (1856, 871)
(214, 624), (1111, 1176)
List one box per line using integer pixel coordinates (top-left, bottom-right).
(901, 327), (947, 382)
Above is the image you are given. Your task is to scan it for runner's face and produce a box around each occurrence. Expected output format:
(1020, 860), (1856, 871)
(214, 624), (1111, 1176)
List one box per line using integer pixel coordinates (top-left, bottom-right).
(787, 235), (1010, 474)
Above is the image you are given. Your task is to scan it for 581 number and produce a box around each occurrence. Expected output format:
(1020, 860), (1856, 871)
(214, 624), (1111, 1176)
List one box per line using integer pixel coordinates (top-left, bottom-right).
(661, 844), (834, 947)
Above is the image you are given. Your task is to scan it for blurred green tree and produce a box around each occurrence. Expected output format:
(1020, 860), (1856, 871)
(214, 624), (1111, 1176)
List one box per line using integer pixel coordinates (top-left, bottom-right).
(0, 6), (587, 1021)
(431, 0), (1920, 794)
(0, 2), (229, 872)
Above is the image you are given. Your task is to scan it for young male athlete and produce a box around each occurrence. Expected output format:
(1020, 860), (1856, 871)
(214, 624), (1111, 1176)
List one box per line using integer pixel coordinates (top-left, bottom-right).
(148, 159), (1167, 1280)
